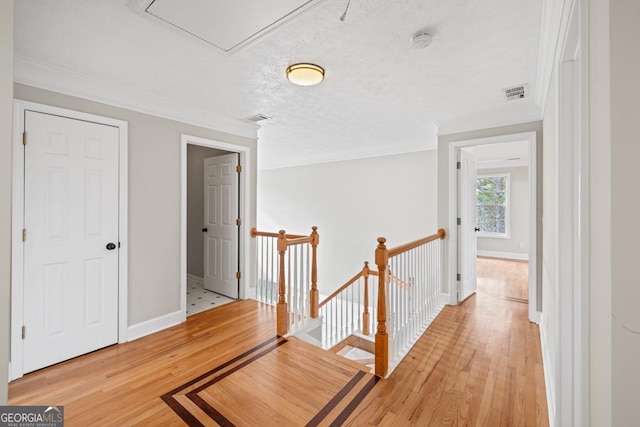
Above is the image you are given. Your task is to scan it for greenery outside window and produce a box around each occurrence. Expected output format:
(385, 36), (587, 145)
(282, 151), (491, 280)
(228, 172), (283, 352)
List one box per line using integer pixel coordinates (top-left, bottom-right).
(476, 173), (510, 238)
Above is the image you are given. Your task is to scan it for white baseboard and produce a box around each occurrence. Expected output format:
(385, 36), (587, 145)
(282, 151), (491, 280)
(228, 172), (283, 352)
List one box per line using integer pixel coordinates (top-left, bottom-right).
(187, 274), (204, 286)
(477, 250), (529, 261)
(127, 310), (185, 342)
(540, 314), (556, 427)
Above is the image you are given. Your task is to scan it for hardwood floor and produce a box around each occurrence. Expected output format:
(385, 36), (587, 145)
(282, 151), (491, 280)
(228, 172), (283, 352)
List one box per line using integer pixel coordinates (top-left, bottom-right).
(344, 257), (547, 426)
(9, 258), (547, 426)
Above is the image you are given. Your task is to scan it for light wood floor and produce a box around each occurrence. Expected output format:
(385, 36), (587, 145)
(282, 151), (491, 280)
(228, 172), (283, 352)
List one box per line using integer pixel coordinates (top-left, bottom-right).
(9, 257), (547, 426)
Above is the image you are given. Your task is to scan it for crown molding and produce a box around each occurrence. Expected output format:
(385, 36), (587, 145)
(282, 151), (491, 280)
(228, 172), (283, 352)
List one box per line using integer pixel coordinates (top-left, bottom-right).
(534, 0), (568, 109)
(13, 55), (259, 140)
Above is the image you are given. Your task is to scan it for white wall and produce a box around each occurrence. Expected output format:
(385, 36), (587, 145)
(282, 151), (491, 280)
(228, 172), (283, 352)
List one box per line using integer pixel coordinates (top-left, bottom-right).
(588, 0), (612, 424)
(257, 150), (438, 295)
(610, 0), (640, 424)
(14, 84), (257, 327)
(0, 0), (14, 405)
(477, 166), (529, 258)
(186, 144), (228, 278)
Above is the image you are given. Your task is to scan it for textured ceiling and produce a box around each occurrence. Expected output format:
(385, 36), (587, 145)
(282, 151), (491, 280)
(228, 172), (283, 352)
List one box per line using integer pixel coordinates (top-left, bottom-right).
(14, 0), (543, 170)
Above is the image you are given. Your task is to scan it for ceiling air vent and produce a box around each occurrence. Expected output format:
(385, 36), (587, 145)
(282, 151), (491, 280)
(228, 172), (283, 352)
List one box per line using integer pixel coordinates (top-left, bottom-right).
(245, 114), (271, 123)
(502, 84), (529, 102)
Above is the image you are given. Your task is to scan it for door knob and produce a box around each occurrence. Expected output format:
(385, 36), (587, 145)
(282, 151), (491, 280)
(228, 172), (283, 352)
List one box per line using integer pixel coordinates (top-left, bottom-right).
(202, 227), (208, 232)
(106, 242), (117, 250)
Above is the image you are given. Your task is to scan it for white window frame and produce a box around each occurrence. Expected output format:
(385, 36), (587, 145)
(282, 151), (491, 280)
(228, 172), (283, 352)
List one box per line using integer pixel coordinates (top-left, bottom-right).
(476, 172), (510, 239)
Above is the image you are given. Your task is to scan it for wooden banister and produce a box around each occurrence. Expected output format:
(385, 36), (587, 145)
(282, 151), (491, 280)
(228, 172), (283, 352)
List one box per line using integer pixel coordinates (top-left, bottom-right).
(375, 237), (389, 378)
(388, 228), (447, 258)
(286, 236), (313, 246)
(310, 227), (319, 318)
(362, 262), (371, 336)
(251, 227), (306, 240)
(318, 270), (365, 309)
(387, 270), (413, 290)
(276, 230), (288, 336)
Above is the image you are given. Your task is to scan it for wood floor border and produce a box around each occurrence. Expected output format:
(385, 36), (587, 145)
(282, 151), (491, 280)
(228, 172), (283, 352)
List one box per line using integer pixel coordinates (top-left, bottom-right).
(161, 335), (286, 426)
(161, 335), (379, 426)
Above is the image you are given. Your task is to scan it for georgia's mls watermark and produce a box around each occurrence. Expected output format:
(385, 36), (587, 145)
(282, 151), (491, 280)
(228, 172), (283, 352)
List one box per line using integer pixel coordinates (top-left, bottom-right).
(0, 406), (63, 427)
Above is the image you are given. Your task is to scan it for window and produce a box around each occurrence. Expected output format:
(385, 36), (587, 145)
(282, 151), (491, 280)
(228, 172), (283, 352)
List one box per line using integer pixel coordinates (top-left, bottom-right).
(476, 173), (510, 238)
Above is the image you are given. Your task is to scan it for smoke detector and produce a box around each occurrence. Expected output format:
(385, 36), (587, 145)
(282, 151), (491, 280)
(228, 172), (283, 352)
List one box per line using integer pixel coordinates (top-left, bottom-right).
(410, 32), (433, 49)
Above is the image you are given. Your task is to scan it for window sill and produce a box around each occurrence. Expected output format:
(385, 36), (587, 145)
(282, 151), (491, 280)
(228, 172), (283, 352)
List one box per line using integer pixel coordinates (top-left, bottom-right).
(477, 233), (510, 239)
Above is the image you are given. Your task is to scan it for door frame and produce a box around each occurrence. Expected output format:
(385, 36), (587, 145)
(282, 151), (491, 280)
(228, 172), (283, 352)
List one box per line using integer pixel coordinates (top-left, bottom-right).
(555, 0), (589, 424)
(447, 131), (539, 323)
(180, 134), (251, 315)
(10, 100), (129, 381)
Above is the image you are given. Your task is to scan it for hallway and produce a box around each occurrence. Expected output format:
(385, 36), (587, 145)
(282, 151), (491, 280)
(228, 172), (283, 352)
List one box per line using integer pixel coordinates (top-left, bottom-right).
(8, 258), (547, 426)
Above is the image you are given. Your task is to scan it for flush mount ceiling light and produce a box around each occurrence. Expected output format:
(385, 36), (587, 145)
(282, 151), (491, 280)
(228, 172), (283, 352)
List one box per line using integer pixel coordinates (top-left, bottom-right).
(286, 63), (325, 86)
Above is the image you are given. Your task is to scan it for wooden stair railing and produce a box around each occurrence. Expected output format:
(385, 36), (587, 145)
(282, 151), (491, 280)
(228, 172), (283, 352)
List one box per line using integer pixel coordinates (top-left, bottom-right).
(251, 226), (319, 336)
(253, 226), (447, 378)
(374, 228), (447, 377)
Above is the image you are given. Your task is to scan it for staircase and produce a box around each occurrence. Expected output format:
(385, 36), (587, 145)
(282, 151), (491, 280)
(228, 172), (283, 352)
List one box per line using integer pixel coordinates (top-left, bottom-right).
(252, 226), (447, 377)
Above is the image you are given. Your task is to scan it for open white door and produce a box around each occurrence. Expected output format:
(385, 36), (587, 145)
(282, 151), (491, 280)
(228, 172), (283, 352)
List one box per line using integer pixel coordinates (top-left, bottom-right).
(457, 149), (477, 302)
(23, 111), (120, 373)
(203, 153), (239, 298)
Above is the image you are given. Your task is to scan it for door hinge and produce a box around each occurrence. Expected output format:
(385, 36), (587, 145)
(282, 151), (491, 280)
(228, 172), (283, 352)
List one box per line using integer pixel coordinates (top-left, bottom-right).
(235, 271), (241, 279)
(22, 228), (26, 242)
(236, 165), (242, 173)
(456, 161), (461, 169)
(456, 273), (461, 281)
(22, 132), (28, 146)
(21, 325), (26, 339)
(236, 218), (241, 226)
(457, 218), (461, 226)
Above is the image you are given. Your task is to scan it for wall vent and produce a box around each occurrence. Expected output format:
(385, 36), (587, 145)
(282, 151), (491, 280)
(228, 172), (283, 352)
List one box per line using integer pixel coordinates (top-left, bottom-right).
(502, 84), (529, 102)
(245, 114), (271, 123)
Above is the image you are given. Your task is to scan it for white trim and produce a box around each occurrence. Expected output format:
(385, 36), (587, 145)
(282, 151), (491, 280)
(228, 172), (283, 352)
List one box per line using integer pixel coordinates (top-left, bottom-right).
(535, 0), (569, 109)
(10, 100), (128, 380)
(554, 0), (589, 425)
(14, 55), (258, 140)
(540, 314), (557, 427)
(447, 131), (540, 324)
(477, 250), (528, 261)
(126, 310), (184, 342)
(180, 134), (254, 318)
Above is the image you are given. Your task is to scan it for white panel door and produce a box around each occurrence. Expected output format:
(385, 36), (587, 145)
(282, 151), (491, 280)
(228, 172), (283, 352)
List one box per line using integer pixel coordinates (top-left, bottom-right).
(457, 149), (478, 302)
(23, 111), (119, 373)
(203, 153), (239, 298)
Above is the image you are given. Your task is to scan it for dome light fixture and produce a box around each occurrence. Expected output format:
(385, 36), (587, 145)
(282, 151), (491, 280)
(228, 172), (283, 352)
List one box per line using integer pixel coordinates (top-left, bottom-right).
(286, 63), (325, 86)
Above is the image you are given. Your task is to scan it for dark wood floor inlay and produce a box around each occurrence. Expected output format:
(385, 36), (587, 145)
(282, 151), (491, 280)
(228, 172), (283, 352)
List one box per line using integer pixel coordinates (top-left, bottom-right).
(161, 335), (379, 426)
(161, 336), (286, 426)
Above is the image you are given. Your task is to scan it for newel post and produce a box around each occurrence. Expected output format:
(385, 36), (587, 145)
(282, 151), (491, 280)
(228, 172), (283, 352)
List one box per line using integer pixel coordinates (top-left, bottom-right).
(375, 237), (389, 377)
(310, 226), (320, 318)
(362, 261), (371, 336)
(277, 230), (289, 336)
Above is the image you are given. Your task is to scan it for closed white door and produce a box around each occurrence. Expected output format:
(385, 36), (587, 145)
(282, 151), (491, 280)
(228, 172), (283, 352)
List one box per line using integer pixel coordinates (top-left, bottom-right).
(457, 149), (478, 302)
(203, 153), (239, 298)
(23, 111), (120, 373)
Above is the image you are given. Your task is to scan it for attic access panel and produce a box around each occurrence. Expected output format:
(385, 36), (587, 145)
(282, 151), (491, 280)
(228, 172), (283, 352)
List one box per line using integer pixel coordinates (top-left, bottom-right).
(145, 0), (325, 53)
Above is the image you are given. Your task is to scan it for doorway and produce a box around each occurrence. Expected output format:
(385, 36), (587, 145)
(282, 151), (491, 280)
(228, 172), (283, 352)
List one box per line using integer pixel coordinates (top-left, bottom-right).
(185, 145), (238, 315)
(448, 131), (540, 323)
(11, 101), (128, 380)
(180, 134), (252, 317)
